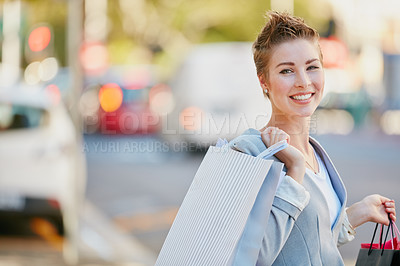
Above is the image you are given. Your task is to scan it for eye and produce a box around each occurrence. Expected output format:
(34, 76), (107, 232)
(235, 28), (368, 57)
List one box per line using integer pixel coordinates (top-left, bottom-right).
(279, 69), (293, 74)
(307, 65), (319, 71)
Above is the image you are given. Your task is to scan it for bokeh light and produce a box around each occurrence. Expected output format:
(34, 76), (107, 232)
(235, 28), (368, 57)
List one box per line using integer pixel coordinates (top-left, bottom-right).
(179, 106), (203, 131)
(0, 103), (13, 129)
(25, 58), (59, 85)
(380, 110), (400, 135)
(28, 26), (51, 52)
(80, 42), (109, 76)
(98, 83), (123, 112)
(80, 85), (101, 117)
(24, 61), (41, 85)
(45, 84), (61, 105)
(314, 109), (354, 135)
(39, 57), (59, 81)
(79, 85), (101, 134)
(319, 37), (348, 69)
(149, 84), (175, 115)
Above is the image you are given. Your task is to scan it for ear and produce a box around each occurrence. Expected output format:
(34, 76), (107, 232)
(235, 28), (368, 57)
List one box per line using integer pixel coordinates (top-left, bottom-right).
(258, 74), (265, 86)
(258, 74), (269, 96)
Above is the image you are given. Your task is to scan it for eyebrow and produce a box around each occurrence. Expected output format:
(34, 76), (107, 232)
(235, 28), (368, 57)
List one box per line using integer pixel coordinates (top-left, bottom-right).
(275, 58), (320, 68)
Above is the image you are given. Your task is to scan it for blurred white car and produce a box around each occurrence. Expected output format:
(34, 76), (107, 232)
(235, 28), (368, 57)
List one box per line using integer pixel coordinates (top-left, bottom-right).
(0, 84), (86, 263)
(166, 42), (271, 150)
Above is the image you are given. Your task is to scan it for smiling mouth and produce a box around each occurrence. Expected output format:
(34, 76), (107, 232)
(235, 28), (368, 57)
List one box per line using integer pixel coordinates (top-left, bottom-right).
(290, 93), (314, 101)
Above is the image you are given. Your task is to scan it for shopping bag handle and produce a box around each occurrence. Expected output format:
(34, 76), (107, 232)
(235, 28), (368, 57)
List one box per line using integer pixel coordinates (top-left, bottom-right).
(388, 216), (400, 250)
(392, 219), (400, 238)
(256, 140), (288, 159)
(368, 214), (394, 256)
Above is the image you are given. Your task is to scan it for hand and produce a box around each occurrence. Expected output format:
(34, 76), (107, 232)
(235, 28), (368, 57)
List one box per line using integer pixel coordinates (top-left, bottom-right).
(362, 194), (396, 225)
(347, 194), (396, 228)
(261, 127), (305, 183)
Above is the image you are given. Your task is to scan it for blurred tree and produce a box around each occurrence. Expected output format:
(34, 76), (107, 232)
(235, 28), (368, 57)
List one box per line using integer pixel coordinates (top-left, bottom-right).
(113, 0), (272, 76)
(115, 0), (270, 50)
(15, 0), (332, 69)
(112, 0), (331, 71)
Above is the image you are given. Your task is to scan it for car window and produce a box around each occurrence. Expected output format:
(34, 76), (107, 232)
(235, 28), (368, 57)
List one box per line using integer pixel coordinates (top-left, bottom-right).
(0, 103), (47, 130)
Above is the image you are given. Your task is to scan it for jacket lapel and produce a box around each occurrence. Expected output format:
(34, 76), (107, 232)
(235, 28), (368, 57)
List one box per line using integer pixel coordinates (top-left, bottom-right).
(309, 137), (347, 234)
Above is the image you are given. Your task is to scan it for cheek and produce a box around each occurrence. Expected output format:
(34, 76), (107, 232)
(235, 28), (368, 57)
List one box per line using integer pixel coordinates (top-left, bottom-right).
(269, 76), (293, 94)
(312, 72), (324, 91)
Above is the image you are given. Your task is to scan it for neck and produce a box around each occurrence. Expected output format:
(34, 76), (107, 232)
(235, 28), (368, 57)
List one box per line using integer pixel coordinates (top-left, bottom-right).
(266, 112), (312, 155)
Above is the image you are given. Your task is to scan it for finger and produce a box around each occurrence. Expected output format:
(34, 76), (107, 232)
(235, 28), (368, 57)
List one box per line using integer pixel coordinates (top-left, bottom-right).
(269, 127), (279, 144)
(385, 201), (395, 208)
(267, 126), (274, 133)
(278, 129), (289, 142)
(385, 207), (396, 215)
(261, 132), (271, 144)
(266, 127), (289, 145)
(276, 129), (287, 143)
(261, 131), (271, 147)
(263, 127), (278, 146)
(384, 202), (396, 217)
(380, 196), (394, 204)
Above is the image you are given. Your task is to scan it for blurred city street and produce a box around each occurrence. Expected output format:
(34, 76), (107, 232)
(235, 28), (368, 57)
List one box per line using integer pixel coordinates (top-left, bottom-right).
(2, 0), (400, 265)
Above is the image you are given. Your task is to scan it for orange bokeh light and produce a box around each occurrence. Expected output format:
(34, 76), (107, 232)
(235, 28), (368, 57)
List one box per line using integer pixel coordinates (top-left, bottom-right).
(28, 26), (52, 52)
(98, 83), (123, 112)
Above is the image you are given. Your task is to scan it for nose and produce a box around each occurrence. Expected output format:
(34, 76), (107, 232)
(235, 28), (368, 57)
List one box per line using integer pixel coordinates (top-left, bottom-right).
(295, 70), (311, 88)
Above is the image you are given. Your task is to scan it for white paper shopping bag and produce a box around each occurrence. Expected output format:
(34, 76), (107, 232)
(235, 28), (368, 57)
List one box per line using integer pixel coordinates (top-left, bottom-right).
(156, 141), (286, 266)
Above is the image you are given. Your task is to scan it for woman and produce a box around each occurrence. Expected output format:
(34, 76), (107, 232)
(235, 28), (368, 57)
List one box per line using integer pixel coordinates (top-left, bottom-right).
(252, 11), (396, 265)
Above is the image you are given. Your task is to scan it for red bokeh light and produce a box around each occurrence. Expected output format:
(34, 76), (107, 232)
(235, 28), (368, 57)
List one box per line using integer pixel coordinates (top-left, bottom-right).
(28, 26), (52, 52)
(319, 36), (348, 69)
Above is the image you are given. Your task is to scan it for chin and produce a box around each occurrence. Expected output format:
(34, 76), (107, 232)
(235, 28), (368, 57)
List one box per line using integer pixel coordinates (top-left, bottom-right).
(294, 108), (317, 118)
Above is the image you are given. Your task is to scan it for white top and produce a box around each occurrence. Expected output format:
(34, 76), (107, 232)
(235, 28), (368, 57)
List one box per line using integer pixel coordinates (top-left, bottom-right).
(306, 149), (342, 228)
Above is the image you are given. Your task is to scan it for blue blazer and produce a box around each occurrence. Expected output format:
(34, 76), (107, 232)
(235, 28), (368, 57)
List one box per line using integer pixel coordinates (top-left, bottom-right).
(230, 129), (349, 266)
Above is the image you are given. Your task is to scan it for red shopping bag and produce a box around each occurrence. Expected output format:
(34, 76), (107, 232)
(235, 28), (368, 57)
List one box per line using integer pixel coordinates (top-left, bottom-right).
(360, 220), (400, 250)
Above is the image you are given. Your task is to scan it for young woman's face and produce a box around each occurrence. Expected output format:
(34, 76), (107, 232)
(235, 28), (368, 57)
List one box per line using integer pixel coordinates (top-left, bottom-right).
(264, 39), (324, 118)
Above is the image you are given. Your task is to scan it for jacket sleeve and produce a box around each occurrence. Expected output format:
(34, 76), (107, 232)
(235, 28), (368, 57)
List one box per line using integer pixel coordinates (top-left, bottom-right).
(337, 211), (356, 246)
(258, 175), (310, 264)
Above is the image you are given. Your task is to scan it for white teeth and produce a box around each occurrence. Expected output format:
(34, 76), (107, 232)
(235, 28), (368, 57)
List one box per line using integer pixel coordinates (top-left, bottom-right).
(291, 93), (312, 100)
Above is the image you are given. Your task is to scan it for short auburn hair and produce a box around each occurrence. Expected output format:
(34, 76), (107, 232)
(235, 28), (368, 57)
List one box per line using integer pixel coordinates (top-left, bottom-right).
(253, 11), (323, 97)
